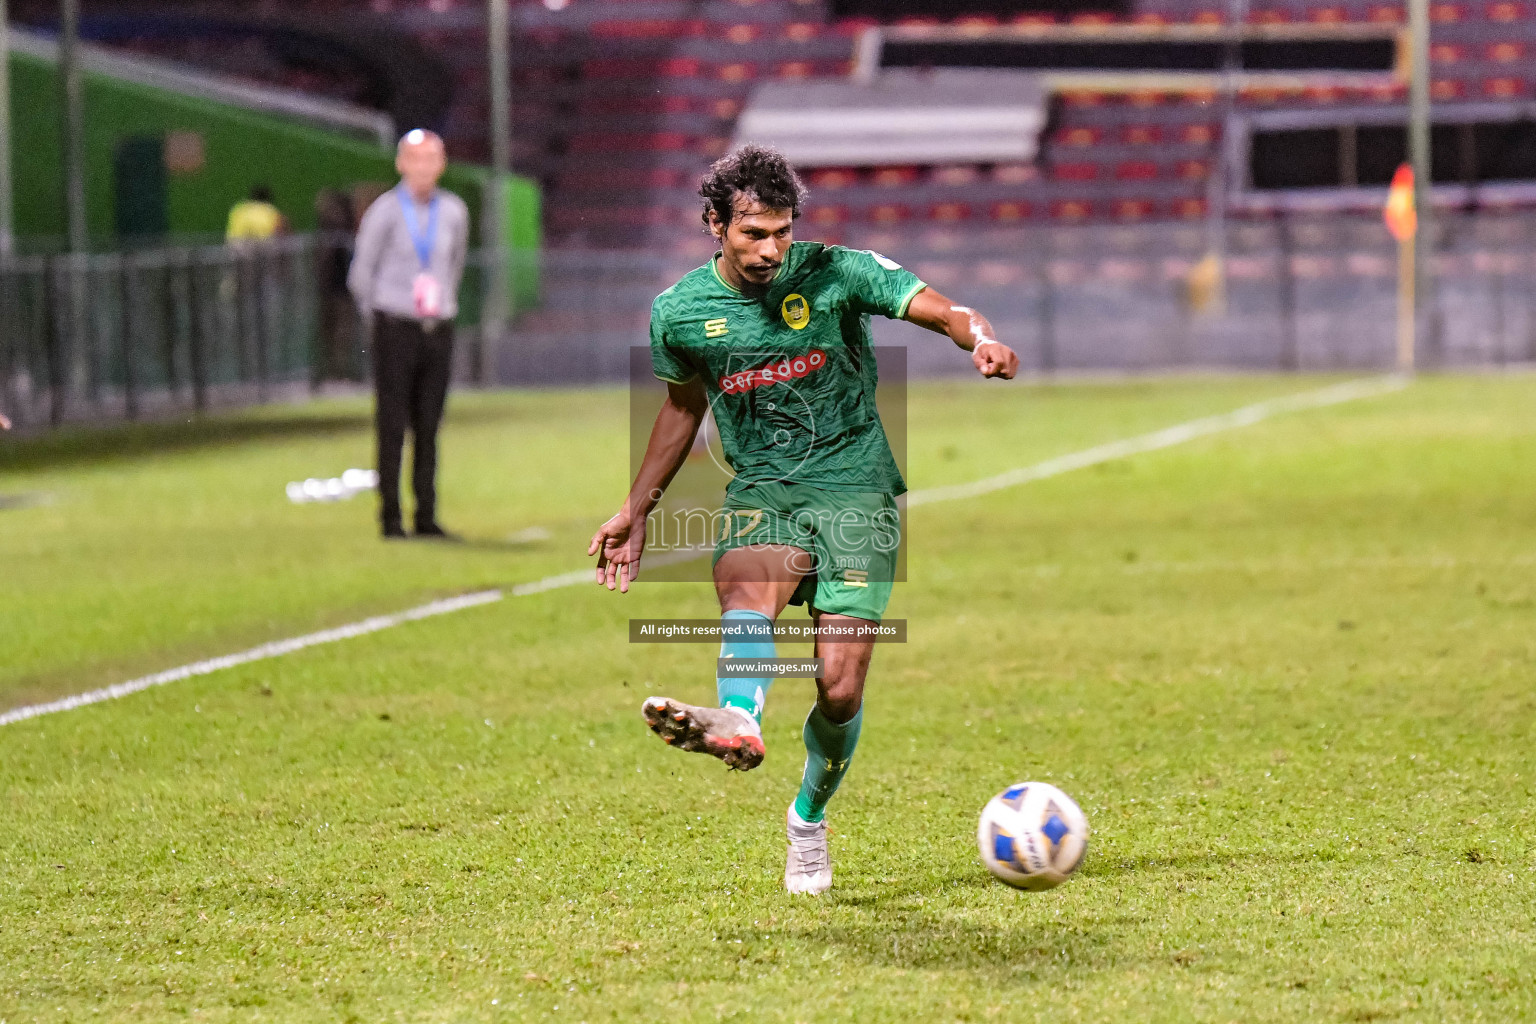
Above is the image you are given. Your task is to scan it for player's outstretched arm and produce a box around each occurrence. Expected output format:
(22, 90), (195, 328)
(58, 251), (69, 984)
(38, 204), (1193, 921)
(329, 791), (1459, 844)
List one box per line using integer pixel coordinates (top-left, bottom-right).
(902, 288), (1019, 380)
(588, 377), (708, 593)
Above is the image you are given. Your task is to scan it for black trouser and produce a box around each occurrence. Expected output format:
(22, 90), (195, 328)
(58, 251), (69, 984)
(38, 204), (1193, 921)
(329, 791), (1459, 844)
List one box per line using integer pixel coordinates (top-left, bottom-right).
(372, 313), (453, 531)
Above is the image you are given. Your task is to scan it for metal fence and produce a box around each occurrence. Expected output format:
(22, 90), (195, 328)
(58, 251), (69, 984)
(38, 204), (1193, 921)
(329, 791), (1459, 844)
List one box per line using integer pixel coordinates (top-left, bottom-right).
(5, 211), (1534, 429)
(498, 208), (1536, 384)
(0, 235), (325, 429)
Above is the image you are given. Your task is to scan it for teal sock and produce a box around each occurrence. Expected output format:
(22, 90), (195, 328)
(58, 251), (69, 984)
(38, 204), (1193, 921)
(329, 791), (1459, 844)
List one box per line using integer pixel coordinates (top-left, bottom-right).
(793, 705), (863, 823)
(717, 609), (774, 724)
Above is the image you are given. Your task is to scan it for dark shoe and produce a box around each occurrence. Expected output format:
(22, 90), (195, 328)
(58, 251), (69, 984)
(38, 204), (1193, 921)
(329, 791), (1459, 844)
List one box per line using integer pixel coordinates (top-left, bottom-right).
(413, 522), (461, 541)
(382, 523), (408, 540)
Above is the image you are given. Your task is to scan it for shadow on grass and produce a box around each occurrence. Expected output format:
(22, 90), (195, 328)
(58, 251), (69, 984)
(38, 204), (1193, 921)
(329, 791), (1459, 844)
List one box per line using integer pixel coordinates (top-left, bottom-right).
(735, 905), (1140, 974)
(0, 403), (520, 474)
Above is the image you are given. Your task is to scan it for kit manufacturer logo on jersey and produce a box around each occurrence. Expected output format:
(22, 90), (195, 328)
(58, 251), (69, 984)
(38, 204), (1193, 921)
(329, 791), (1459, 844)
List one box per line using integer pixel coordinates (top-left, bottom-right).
(704, 317), (730, 339)
(842, 569), (870, 588)
(781, 293), (810, 330)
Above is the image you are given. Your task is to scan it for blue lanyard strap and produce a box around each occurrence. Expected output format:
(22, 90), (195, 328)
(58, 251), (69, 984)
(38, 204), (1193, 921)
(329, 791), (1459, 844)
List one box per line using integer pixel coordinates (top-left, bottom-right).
(397, 187), (440, 271)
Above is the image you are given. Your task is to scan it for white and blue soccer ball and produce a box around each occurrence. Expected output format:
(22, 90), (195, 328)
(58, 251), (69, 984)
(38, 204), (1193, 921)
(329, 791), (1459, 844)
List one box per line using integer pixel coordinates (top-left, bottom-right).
(977, 781), (1089, 890)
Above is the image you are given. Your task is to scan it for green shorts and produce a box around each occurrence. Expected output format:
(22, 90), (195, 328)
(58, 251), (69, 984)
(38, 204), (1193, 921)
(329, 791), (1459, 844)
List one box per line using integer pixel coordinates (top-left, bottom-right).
(712, 481), (901, 623)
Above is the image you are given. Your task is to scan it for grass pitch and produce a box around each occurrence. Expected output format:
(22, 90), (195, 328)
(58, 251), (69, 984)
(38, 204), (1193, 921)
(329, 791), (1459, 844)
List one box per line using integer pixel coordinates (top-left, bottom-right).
(2, 374), (1534, 1022)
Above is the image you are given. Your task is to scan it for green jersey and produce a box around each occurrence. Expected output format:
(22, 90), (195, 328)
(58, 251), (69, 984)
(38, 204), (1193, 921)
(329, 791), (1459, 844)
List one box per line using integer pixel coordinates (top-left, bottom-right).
(649, 241), (925, 495)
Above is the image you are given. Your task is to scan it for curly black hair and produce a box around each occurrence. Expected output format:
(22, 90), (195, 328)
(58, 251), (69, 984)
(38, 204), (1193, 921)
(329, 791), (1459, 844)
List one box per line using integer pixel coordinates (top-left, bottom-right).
(699, 144), (808, 228)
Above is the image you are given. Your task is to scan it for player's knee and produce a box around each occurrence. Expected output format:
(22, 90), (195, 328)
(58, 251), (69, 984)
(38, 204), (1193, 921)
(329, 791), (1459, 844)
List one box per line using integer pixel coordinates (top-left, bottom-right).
(817, 671), (863, 723)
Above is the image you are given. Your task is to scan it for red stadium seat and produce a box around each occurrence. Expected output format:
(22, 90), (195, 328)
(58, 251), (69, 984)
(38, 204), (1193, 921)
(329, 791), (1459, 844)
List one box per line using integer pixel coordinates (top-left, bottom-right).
(1060, 90), (1111, 108)
(775, 61), (815, 79)
(1174, 198), (1208, 219)
(1431, 78), (1468, 99)
(808, 205), (850, 226)
(809, 168), (861, 189)
(1431, 43), (1467, 63)
(1307, 6), (1348, 23)
(1069, 11), (1120, 25)
(1010, 12), (1059, 25)
(783, 22), (823, 42)
(1486, 41), (1528, 62)
(1177, 160), (1210, 180)
(1368, 4), (1405, 21)
(932, 164), (982, 186)
(928, 202), (973, 223)
(1133, 12), (1172, 25)
(1115, 161), (1160, 181)
(723, 24), (763, 44)
(990, 200), (1033, 222)
(1430, 2), (1469, 20)
(1121, 124), (1164, 145)
(867, 204), (913, 225)
(1485, 0), (1528, 19)
(1054, 162), (1101, 182)
(1180, 124), (1218, 145)
(1113, 198), (1156, 221)
(1482, 76), (1528, 98)
(992, 163), (1038, 184)
(1056, 126), (1104, 147)
(716, 62), (758, 82)
(1248, 8), (1293, 23)
(1050, 200), (1095, 221)
(590, 19), (705, 39)
(872, 167), (922, 187)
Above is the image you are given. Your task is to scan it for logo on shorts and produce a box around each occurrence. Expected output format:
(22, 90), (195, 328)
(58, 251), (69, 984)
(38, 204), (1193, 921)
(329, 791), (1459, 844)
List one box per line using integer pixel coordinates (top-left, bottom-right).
(843, 569), (869, 588)
(719, 349), (826, 393)
(781, 293), (811, 330)
(704, 317), (730, 339)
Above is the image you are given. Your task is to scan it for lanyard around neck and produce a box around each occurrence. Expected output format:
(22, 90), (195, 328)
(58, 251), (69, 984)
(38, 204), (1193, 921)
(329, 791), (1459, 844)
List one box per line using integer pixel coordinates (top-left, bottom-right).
(397, 187), (440, 270)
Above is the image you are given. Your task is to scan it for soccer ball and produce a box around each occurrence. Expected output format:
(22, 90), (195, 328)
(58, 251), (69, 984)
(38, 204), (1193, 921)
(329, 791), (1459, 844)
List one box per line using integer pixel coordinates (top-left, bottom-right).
(977, 781), (1089, 890)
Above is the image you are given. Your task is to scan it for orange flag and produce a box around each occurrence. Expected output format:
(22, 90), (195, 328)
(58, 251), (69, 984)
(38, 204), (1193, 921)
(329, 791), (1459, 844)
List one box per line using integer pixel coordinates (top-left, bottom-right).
(1384, 164), (1417, 242)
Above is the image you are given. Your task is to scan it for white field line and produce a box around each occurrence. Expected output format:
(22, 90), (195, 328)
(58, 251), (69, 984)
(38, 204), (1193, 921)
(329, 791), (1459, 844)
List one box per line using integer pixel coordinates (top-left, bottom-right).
(0, 375), (1407, 729)
(0, 590), (503, 728)
(907, 374), (1409, 507)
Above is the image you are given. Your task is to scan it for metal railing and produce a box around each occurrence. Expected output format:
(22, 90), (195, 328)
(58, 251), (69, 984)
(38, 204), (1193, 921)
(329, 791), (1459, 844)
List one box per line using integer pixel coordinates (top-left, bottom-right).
(1, 235), (324, 429)
(5, 211), (1533, 428)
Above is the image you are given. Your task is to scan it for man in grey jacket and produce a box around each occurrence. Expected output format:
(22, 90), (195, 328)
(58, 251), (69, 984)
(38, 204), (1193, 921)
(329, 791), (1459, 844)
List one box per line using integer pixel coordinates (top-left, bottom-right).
(348, 129), (470, 539)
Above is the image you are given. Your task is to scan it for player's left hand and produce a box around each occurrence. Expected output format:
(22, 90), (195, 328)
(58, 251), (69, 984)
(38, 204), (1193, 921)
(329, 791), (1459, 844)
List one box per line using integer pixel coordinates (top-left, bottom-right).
(973, 340), (1018, 379)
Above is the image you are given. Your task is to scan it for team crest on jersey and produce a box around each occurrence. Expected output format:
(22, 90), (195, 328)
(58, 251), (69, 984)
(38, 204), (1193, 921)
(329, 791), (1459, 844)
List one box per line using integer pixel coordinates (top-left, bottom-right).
(781, 293), (810, 331)
(704, 317), (729, 339)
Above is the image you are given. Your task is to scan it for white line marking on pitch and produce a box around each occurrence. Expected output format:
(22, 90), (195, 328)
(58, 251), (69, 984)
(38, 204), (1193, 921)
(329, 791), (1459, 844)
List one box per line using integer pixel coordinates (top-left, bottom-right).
(907, 374), (1408, 507)
(0, 375), (1407, 729)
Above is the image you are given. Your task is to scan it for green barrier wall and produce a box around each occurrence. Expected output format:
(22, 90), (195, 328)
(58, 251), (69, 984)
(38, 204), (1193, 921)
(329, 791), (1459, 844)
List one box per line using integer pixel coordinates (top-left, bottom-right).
(7, 48), (540, 307)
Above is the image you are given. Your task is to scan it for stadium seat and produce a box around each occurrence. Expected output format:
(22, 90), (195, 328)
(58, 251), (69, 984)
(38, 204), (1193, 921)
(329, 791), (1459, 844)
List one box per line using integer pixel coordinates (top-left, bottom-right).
(1486, 41), (1528, 63)
(928, 202), (973, 223)
(1056, 127), (1105, 148)
(1368, 3), (1405, 20)
(1485, 0), (1528, 18)
(867, 204), (913, 225)
(1113, 198), (1157, 220)
(990, 200), (1033, 222)
(1482, 76), (1529, 98)
(808, 205), (850, 226)
(1431, 2), (1469, 20)
(809, 168), (861, 189)
(1050, 200), (1096, 221)
(1174, 198), (1208, 219)
(1431, 43), (1468, 63)
(1122, 124), (1165, 145)
(1054, 162), (1102, 182)
(1432, 78), (1469, 99)
(1115, 161), (1161, 181)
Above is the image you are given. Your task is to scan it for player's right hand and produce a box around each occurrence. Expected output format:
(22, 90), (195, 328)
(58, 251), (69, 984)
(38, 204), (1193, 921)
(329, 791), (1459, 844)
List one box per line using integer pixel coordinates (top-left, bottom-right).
(588, 508), (646, 593)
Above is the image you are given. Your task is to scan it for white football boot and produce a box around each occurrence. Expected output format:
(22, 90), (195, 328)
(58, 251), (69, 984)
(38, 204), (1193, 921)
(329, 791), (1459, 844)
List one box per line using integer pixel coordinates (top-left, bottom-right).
(785, 805), (832, 895)
(641, 697), (765, 771)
